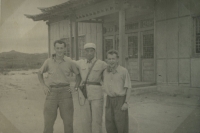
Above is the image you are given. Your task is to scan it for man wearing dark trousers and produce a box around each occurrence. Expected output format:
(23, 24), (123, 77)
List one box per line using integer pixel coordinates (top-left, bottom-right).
(38, 40), (81, 133)
(103, 49), (131, 133)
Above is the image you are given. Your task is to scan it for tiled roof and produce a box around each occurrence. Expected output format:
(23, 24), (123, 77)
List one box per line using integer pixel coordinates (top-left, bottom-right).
(25, 0), (155, 21)
(24, 0), (103, 21)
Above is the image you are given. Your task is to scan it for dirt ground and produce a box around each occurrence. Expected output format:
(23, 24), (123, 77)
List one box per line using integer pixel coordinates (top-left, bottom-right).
(0, 70), (200, 133)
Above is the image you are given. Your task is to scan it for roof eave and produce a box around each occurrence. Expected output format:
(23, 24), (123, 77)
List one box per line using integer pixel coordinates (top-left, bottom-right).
(24, 14), (49, 21)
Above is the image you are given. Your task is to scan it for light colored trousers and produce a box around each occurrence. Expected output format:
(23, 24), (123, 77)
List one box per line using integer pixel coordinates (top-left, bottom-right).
(80, 98), (104, 133)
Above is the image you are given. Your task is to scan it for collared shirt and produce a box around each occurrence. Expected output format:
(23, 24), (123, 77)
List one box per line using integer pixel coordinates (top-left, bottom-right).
(103, 65), (132, 97)
(76, 57), (107, 100)
(86, 57), (96, 69)
(39, 56), (79, 86)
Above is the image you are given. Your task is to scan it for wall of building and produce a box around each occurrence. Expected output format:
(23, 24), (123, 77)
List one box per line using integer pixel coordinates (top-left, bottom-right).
(49, 20), (70, 56)
(49, 19), (103, 60)
(155, 0), (200, 95)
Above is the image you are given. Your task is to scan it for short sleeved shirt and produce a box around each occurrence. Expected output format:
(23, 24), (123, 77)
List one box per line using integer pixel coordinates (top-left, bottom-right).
(76, 57), (107, 100)
(39, 56), (79, 86)
(103, 65), (132, 97)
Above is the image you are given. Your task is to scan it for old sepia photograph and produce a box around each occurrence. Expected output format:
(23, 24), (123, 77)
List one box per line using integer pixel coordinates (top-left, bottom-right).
(0, 0), (200, 133)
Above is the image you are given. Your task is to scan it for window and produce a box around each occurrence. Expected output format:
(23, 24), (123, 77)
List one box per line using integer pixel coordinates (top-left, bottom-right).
(195, 17), (200, 54)
(115, 36), (119, 51)
(105, 39), (114, 53)
(78, 36), (86, 58)
(140, 19), (154, 28)
(128, 36), (138, 58)
(104, 38), (114, 59)
(125, 22), (139, 31)
(143, 34), (154, 58)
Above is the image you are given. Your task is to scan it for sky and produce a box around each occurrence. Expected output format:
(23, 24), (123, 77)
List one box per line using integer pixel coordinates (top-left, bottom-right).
(0, 0), (68, 53)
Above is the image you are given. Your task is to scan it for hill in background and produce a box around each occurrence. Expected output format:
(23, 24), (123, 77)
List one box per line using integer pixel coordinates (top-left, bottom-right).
(0, 50), (48, 71)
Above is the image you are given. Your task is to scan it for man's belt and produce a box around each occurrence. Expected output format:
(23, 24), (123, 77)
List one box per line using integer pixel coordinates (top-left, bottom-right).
(50, 84), (70, 88)
(86, 82), (101, 86)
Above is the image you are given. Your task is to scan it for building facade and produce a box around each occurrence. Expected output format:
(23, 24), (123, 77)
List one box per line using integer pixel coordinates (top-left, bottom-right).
(26, 0), (200, 96)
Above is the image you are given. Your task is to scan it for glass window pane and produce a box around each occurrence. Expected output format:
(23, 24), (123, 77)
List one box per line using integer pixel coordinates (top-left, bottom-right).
(196, 18), (200, 54)
(143, 34), (154, 58)
(128, 36), (138, 58)
(78, 36), (86, 58)
(105, 39), (113, 52)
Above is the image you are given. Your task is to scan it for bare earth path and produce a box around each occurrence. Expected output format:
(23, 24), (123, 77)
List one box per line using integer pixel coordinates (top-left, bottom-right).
(0, 70), (199, 133)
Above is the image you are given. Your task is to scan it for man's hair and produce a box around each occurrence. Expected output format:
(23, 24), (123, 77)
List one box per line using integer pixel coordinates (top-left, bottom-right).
(107, 49), (119, 58)
(54, 40), (66, 47)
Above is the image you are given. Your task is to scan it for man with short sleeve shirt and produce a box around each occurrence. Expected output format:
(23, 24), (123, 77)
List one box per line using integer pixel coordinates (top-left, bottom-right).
(103, 49), (131, 133)
(38, 40), (81, 133)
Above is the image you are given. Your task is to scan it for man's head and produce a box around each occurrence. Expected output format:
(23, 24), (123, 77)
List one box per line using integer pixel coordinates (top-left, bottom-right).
(106, 49), (119, 68)
(84, 43), (96, 61)
(54, 40), (66, 57)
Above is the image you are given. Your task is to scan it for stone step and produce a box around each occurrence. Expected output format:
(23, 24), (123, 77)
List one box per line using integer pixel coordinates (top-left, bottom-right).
(131, 85), (157, 95)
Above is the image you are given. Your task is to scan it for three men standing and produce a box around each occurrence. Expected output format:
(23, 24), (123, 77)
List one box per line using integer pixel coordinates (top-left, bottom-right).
(38, 40), (131, 133)
(38, 40), (81, 133)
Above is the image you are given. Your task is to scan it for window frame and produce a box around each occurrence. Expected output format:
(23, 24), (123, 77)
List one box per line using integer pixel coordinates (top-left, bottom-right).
(193, 17), (200, 57)
(78, 35), (86, 59)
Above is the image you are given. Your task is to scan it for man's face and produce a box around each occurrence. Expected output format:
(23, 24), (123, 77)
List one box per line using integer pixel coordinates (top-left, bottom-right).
(54, 43), (66, 57)
(85, 48), (95, 60)
(107, 54), (118, 68)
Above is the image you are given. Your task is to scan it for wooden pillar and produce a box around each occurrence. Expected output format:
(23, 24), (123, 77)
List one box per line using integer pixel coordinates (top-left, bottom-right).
(74, 21), (79, 60)
(46, 22), (51, 58)
(119, 10), (126, 66)
(0, 0), (1, 25)
(69, 18), (73, 58)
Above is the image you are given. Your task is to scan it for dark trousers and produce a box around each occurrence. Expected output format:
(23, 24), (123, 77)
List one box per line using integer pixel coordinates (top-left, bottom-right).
(105, 95), (129, 133)
(43, 87), (73, 133)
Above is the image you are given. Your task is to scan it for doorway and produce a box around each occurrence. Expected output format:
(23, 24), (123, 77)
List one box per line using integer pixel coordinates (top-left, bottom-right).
(126, 30), (154, 82)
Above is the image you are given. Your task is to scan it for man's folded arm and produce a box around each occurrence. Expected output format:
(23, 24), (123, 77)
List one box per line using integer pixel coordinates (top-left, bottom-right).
(71, 60), (82, 89)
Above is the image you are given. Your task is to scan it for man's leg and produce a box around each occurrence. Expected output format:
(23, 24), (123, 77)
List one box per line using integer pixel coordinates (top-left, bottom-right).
(43, 98), (58, 133)
(91, 98), (104, 133)
(59, 97), (74, 133)
(114, 96), (129, 133)
(80, 99), (92, 133)
(105, 96), (117, 133)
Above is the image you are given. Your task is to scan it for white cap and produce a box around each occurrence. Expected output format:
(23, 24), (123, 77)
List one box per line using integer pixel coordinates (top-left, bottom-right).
(84, 43), (96, 50)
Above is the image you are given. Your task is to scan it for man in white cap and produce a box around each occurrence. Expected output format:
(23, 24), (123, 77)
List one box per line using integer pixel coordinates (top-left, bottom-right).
(75, 43), (107, 133)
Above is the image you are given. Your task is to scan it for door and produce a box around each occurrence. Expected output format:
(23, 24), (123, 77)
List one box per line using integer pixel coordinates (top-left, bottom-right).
(141, 30), (154, 82)
(126, 33), (140, 81)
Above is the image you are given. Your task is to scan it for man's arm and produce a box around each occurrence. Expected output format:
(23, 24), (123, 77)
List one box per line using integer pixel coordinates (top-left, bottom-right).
(74, 73), (81, 89)
(121, 69), (132, 111)
(71, 60), (82, 90)
(38, 59), (50, 95)
(38, 72), (50, 95)
(101, 61), (107, 82)
(125, 87), (131, 103)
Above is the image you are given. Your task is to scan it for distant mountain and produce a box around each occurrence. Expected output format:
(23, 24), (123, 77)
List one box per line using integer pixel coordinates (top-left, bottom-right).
(0, 50), (48, 70)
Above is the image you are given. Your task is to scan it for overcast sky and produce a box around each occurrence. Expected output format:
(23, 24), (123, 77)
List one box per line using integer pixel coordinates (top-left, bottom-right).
(0, 0), (68, 53)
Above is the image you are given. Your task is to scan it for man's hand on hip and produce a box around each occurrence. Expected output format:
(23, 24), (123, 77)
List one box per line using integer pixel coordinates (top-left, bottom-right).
(121, 103), (128, 111)
(42, 84), (50, 95)
(67, 88), (72, 93)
